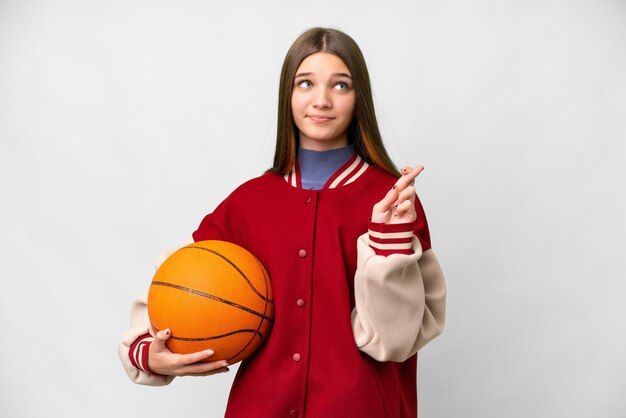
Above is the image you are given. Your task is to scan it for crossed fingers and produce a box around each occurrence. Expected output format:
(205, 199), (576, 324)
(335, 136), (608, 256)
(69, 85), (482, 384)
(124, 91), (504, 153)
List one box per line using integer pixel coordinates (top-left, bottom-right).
(371, 165), (423, 224)
(396, 166), (423, 191)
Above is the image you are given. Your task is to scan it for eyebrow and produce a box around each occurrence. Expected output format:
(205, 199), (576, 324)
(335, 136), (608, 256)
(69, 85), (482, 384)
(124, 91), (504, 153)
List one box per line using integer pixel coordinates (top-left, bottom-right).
(295, 72), (352, 79)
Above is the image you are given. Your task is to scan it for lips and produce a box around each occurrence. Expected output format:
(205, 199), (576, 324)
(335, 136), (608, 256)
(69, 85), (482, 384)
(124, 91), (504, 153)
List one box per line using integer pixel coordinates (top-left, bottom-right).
(308, 115), (335, 123)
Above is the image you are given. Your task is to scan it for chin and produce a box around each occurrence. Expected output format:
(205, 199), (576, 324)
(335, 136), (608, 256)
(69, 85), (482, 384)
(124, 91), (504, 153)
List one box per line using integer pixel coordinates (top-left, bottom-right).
(304, 130), (339, 142)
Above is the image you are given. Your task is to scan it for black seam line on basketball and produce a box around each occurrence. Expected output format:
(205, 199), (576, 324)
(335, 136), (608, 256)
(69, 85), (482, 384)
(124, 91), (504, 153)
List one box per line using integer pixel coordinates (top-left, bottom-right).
(229, 258), (273, 362)
(151, 281), (274, 324)
(228, 258), (273, 362)
(181, 246), (274, 303)
(170, 329), (264, 342)
(152, 326), (264, 343)
(256, 257), (271, 304)
(228, 294), (267, 362)
(226, 262), (272, 362)
(226, 257), (272, 363)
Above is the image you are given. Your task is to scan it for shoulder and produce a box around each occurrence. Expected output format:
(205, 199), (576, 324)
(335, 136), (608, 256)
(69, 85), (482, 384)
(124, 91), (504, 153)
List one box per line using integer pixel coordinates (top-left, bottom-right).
(360, 165), (400, 192)
(367, 165), (399, 183)
(225, 171), (284, 201)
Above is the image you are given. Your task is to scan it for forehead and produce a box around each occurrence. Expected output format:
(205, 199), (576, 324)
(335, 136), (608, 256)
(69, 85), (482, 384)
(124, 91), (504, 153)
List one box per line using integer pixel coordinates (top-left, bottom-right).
(296, 52), (350, 75)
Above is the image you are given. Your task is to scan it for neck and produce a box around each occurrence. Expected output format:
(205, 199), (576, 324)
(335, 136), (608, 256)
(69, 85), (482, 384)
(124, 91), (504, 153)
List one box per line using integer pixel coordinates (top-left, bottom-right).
(297, 144), (355, 190)
(298, 134), (348, 151)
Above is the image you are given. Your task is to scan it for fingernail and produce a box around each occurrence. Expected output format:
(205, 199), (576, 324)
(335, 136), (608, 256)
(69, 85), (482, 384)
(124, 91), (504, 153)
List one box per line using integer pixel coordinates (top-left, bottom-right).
(206, 349), (214, 356)
(394, 204), (398, 208)
(221, 361), (229, 367)
(392, 185), (397, 190)
(165, 329), (170, 335)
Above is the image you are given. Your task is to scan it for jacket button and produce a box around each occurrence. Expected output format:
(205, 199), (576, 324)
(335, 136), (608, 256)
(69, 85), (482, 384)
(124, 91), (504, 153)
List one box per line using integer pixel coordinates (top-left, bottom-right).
(290, 409), (298, 417)
(292, 353), (301, 362)
(298, 249), (307, 258)
(296, 299), (305, 307)
(304, 197), (312, 204)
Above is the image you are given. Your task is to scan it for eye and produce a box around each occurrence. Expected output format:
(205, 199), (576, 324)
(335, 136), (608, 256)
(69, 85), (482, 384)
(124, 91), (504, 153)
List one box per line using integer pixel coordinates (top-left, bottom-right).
(296, 79), (312, 88)
(334, 81), (350, 91)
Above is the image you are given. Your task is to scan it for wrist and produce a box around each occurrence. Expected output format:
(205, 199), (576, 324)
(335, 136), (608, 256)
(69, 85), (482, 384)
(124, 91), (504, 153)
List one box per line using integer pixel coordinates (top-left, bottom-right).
(368, 220), (415, 256)
(129, 335), (160, 375)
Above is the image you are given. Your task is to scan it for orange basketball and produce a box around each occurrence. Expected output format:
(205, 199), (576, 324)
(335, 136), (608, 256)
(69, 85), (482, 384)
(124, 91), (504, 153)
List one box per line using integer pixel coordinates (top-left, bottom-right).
(147, 240), (274, 365)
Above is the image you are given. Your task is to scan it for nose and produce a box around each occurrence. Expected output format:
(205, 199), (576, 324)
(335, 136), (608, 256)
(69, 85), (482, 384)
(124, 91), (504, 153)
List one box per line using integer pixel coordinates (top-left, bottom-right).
(312, 87), (331, 109)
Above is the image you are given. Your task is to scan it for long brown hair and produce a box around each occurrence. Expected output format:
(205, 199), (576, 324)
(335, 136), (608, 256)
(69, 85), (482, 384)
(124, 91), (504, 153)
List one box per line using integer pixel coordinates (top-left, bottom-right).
(270, 27), (400, 177)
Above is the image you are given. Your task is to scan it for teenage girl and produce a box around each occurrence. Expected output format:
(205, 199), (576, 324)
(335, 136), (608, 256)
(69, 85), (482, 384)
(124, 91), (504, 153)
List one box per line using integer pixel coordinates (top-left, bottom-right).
(119, 27), (446, 418)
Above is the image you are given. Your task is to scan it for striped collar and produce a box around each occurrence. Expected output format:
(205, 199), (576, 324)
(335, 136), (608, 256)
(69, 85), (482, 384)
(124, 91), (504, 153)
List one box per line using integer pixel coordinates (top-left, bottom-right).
(283, 152), (370, 190)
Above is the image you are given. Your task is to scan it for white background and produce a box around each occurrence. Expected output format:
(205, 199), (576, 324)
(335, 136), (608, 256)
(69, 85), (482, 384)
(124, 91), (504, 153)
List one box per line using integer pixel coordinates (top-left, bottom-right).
(1, 1), (625, 417)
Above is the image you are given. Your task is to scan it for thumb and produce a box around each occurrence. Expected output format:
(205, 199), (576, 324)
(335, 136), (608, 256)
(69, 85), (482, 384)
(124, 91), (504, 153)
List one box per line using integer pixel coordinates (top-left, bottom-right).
(154, 328), (171, 346)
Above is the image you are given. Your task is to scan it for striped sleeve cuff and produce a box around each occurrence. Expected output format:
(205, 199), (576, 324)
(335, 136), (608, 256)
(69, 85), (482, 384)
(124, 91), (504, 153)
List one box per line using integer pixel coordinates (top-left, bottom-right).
(129, 334), (155, 375)
(368, 220), (416, 256)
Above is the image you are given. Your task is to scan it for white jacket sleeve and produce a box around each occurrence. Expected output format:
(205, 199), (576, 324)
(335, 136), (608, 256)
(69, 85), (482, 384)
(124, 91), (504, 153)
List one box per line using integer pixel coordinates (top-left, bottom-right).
(351, 233), (446, 362)
(118, 237), (193, 385)
(117, 291), (176, 386)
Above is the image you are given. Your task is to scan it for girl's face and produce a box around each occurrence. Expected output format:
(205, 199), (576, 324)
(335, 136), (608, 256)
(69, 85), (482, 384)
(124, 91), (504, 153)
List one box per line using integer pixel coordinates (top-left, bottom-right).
(291, 52), (356, 151)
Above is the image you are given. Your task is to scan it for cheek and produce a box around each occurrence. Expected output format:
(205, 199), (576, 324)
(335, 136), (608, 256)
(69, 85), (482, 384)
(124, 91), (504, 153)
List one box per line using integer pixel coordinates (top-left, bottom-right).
(291, 92), (307, 115)
(338, 94), (356, 120)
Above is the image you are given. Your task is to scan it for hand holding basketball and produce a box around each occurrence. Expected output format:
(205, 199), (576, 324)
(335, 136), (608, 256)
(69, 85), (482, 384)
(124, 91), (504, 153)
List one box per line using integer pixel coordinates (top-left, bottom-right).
(148, 328), (230, 377)
(371, 165), (423, 224)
